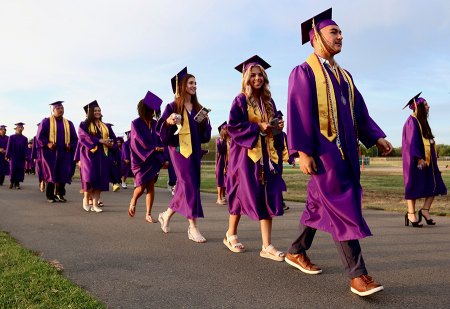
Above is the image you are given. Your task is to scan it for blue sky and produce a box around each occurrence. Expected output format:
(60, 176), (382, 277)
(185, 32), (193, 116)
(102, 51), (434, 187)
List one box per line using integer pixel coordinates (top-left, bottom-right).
(1, 0), (449, 147)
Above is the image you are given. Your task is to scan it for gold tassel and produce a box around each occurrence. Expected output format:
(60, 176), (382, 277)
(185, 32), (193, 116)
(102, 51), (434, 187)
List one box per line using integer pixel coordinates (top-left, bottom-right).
(312, 18), (325, 53)
(242, 64), (245, 80)
(175, 74), (179, 98)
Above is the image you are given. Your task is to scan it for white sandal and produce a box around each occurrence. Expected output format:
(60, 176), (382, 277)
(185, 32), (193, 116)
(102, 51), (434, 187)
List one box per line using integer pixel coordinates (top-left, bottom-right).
(223, 234), (245, 253)
(260, 244), (285, 262)
(158, 212), (170, 233)
(188, 226), (206, 243)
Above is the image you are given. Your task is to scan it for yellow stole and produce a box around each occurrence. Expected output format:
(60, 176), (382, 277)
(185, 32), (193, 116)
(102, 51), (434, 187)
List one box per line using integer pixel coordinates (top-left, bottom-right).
(49, 116), (71, 145)
(412, 114), (435, 166)
(282, 134), (289, 162)
(247, 104), (278, 164)
(178, 108), (192, 158)
(88, 121), (110, 156)
(306, 53), (355, 142)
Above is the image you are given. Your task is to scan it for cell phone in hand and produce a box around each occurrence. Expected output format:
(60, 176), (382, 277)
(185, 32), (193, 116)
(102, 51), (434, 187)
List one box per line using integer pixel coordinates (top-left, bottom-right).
(270, 118), (281, 136)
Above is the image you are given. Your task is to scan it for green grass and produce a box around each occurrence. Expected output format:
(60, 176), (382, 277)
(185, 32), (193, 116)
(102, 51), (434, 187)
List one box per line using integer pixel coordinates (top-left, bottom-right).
(0, 231), (105, 309)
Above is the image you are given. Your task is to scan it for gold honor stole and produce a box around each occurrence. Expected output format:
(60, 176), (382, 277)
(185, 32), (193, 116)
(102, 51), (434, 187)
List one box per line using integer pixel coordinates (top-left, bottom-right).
(247, 105), (278, 163)
(88, 122), (110, 156)
(412, 114), (435, 166)
(178, 108), (192, 158)
(49, 116), (71, 145)
(282, 134), (289, 162)
(306, 53), (355, 142)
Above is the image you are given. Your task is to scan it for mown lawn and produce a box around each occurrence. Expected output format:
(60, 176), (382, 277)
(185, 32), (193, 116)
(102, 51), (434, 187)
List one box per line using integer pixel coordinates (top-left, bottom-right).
(0, 232), (105, 309)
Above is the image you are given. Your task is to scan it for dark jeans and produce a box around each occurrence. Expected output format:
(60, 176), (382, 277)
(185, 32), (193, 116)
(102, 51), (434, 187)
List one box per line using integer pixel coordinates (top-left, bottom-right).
(288, 223), (368, 279)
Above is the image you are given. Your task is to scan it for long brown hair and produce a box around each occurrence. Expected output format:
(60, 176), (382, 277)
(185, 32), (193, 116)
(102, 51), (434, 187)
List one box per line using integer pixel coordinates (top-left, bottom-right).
(173, 74), (203, 125)
(416, 102), (434, 139)
(137, 99), (154, 123)
(241, 64), (274, 120)
(84, 106), (103, 133)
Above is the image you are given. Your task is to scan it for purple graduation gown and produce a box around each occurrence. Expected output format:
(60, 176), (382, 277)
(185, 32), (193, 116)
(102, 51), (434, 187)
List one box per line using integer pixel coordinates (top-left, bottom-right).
(402, 116), (447, 199)
(287, 62), (385, 241)
(215, 138), (227, 187)
(156, 102), (212, 219)
(31, 136), (44, 182)
(6, 134), (28, 183)
(36, 117), (78, 184)
(77, 121), (115, 191)
(121, 140), (133, 178)
(226, 93), (286, 220)
(25, 146), (35, 170)
(130, 117), (165, 186)
(0, 135), (10, 177)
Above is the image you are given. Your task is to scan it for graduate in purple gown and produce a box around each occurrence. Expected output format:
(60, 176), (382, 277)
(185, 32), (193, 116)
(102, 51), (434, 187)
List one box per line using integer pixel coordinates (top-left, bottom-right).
(402, 93), (447, 227)
(25, 141), (35, 174)
(114, 136), (124, 188)
(215, 121), (229, 205)
(6, 123), (28, 189)
(104, 123), (121, 193)
(36, 101), (78, 203)
(285, 9), (393, 296)
(0, 125), (10, 186)
(156, 67), (212, 243)
(121, 130), (132, 189)
(31, 133), (45, 192)
(78, 100), (116, 213)
(127, 91), (166, 223)
(224, 55), (286, 261)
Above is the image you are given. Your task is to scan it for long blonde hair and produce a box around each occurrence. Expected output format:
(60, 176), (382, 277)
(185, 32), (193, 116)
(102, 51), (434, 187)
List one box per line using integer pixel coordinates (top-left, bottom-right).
(241, 64), (274, 119)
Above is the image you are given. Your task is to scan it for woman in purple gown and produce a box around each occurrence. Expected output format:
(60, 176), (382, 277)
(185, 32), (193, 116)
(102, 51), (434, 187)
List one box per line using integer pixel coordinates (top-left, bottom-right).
(402, 93), (447, 227)
(215, 122), (228, 205)
(224, 55), (286, 261)
(156, 67), (212, 243)
(0, 125), (10, 186)
(78, 100), (116, 213)
(127, 91), (166, 223)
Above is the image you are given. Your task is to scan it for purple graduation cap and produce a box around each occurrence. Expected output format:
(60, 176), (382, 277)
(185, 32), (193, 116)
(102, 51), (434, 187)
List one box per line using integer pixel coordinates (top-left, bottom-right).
(301, 8), (336, 45)
(0, 125), (6, 129)
(403, 92), (423, 110)
(275, 110), (284, 118)
(234, 55), (271, 73)
(83, 100), (100, 114)
(49, 101), (64, 107)
(14, 122), (25, 127)
(143, 90), (163, 110)
(116, 136), (124, 143)
(217, 121), (227, 133)
(171, 67), (188, 94)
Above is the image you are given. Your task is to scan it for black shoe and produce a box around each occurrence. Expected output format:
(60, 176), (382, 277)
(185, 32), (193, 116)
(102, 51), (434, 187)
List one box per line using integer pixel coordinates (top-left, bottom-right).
(55, 195), (67, 203)
(405, 212), (423, 227)
(418, 209), (436, 225)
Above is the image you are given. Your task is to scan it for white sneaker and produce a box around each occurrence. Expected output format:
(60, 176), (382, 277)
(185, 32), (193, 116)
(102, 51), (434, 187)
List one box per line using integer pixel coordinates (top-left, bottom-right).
(83, 204), (92, 212)
(121, 182), (127, 189)
(171, 185), (176, 196)
(91, 205), (103, 213)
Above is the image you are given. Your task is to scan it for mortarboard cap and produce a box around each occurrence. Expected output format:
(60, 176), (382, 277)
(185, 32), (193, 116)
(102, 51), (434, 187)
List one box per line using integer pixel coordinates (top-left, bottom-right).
(83, 100), (100, 114)
(234, 55), (271, 73)
(143, 90), (163, 110)
(301, 8), (336, 45)
(275, 110), (284, 118)
(125, 130), (131, 136)
(0, 125), (6, 129)
(117, 136), (124, 142)
(171, 67), (188, 94)
(49, 101), (64, 107)
(217, 121), (227, 133)
(14, 122), (25, 127)
(403, 92), (423, 110)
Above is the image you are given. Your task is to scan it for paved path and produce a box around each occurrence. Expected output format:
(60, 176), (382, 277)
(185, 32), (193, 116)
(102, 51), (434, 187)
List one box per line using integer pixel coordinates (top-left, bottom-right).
(1, 176), (450, 308)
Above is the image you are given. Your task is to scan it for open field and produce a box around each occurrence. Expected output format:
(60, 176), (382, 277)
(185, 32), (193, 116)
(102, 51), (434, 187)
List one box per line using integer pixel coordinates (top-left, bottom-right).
(154, 157), (450, 216)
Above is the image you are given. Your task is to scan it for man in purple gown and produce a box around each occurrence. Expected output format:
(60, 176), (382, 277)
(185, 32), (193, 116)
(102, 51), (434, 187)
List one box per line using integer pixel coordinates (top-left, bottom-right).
(36, 101), (78, 203)
(286, 8), (392, 296)
(6, 123), (28, 189)
(0, 125), (9, 186)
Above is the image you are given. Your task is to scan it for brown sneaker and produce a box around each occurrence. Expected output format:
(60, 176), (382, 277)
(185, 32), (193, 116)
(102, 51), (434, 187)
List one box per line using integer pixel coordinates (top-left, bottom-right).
(350, 275), (384, 296)
(285, 253), (322, 275)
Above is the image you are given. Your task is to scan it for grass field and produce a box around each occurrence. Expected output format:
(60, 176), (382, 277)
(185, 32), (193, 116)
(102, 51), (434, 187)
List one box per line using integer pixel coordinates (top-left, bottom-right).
(0, 232), (105, 308)
(154, 158), (450, 216)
